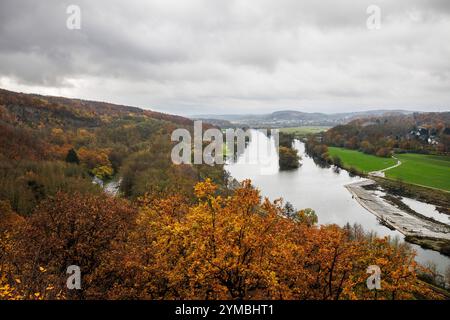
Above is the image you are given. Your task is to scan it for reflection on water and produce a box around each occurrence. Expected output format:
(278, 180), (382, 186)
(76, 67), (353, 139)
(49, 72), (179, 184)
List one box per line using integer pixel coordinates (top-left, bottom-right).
(104, 178), (121, 196)
(225, 130), (450, 272)
(402, 197), (450, 225)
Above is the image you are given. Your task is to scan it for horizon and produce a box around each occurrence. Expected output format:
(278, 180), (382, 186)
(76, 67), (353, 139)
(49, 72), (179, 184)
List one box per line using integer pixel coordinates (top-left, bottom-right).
(1, 86), (448, 117)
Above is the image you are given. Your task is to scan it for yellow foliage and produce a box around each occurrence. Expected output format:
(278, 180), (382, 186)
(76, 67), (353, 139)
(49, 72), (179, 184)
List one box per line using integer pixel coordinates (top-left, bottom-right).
(127, 179), (437, 300)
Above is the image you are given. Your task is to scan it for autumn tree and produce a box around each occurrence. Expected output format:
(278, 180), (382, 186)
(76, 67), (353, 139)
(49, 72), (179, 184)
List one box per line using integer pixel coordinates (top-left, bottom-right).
(0, 201), (26, 300)
(279, 146), (301, 170)
(6, 192), (137, 299)
(0, 179), (440, 300)
(99, 179), (437, 300)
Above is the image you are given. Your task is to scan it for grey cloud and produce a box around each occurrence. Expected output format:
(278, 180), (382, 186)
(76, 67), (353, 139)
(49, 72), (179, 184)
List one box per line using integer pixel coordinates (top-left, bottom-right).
(0, 0), (449, 115)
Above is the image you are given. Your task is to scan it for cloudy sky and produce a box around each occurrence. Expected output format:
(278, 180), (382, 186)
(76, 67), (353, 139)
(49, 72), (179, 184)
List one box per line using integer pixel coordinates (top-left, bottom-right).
(0, 0), (449, 115)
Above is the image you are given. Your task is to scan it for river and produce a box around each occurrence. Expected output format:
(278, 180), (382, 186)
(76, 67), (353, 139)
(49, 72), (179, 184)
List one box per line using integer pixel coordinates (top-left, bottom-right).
(225, 130), (450, 273)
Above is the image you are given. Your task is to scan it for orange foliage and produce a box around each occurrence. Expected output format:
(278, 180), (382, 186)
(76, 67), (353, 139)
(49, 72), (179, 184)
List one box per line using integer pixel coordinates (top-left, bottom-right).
(0, 193), (137, 300)
(77, 147), (111, 170)
(0, 174), (441, 300)
(86, 179), (438, 300)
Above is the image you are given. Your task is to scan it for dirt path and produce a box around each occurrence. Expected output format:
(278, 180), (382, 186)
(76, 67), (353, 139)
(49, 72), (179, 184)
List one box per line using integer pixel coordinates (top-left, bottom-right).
(368, 155), (401, 178)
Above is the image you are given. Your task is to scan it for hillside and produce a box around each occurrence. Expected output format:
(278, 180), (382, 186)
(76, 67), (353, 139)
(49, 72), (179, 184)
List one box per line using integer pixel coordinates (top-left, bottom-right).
(0, 88), (192, 128)
(322, 112), (450, 156)
(0, 88), (225, 215)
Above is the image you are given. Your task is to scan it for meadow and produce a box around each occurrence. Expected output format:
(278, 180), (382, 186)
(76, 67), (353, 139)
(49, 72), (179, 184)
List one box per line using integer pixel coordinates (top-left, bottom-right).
(279, 126), (330, 137)
(327, 147), (397, 173)
(385, 153), (450, 191)
(328, 147), (450, 191)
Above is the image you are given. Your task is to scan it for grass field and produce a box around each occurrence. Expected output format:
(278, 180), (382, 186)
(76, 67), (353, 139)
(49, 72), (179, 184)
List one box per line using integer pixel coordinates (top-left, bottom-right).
(327, 147), (397, 173)
(385, 153), (450, 191)
(328, 147), (450, 191)
(279, 126), (330, 136)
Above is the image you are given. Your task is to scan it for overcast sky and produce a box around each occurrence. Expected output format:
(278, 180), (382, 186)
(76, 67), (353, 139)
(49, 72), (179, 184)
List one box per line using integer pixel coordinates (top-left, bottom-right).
(0, 0), (449, 115)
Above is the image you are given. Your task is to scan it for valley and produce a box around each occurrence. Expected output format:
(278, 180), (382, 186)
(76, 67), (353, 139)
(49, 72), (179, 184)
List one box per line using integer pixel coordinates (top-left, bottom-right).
(1, 88), (449, 299)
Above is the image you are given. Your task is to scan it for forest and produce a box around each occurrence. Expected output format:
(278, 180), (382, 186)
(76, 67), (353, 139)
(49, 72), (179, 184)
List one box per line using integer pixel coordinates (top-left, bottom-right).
(321, 113), (450, 157)
(0, 89), (446, 299)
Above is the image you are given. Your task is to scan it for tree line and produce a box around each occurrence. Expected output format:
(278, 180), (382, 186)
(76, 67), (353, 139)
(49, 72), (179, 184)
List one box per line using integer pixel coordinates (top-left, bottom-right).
(322, 113), (450, 156)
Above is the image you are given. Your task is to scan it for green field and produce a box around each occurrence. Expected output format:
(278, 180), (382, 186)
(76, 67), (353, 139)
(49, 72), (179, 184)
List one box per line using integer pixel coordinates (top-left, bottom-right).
(328, 147), (397, 173)
(385, 153), (450, 191)
(279, 126), (330, 136)
(328, 147), (450, 191)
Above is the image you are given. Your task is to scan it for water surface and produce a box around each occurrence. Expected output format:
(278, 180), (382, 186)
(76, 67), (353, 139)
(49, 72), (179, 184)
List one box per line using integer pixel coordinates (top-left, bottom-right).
(225, 130), (450, 272)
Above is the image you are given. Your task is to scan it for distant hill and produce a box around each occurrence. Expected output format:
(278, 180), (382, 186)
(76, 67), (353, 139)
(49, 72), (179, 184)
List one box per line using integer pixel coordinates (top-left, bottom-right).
(191, 118), (236, 128)
(192, 109), (414, 127)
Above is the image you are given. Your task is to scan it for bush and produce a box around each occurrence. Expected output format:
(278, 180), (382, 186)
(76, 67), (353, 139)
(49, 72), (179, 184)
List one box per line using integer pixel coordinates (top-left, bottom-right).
(332, 155), (342, 167)
(348, 166), (361, 176)
(375, 147), (392, 158)
(92, 165), (114, 180)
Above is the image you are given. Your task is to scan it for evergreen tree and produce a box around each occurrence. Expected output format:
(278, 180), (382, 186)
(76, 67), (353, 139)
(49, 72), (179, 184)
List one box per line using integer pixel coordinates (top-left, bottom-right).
(65, 148), (80, 164)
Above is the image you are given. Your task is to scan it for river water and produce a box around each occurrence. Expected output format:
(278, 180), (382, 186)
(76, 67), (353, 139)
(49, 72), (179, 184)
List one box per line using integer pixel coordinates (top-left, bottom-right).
(225, 130), (450, 273)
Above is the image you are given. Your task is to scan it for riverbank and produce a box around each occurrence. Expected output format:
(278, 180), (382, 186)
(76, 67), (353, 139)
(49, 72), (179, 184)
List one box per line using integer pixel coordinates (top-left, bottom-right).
(346, 179), (450, 257)
(323, 146), (449, 216)
(373, 177), (450, 216)
(227, 133), (450, 273)
(327, 147), (397, 173)
(92, 176), (122, 196)
(326, 146), (450, 192)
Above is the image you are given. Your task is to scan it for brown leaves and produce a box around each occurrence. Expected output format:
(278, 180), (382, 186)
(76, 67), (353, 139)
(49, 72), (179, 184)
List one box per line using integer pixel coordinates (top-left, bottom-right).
(0, 192), (137, 299)
(0, 180), (440, 300)
(122, 179), (435, 300)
